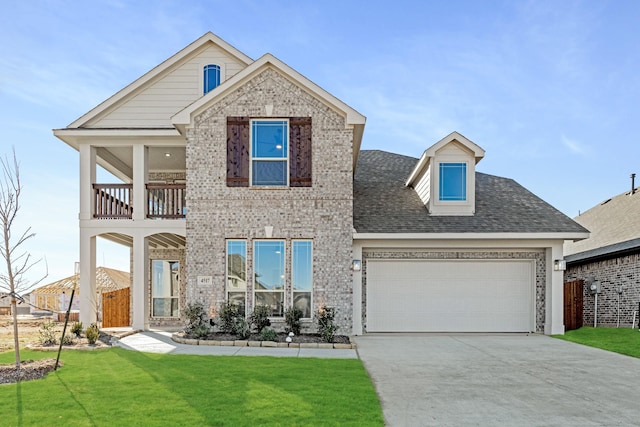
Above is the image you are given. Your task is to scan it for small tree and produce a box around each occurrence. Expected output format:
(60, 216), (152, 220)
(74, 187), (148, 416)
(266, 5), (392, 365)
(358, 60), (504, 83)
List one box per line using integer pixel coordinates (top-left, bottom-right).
(0, 148), (47, 369)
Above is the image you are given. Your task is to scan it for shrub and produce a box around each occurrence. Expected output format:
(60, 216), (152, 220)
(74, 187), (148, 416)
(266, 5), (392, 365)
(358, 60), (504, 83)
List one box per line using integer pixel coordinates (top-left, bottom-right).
(234, 317), (251, 340)
(38, 320), (58, 346)
(71, 321), (83, 337)
(85, 323), (100, 345)
(219, 302), (243, 334)
(61, 333), (75, 346)
(260, 328), (278, 342)
(284, 306), (303, 335)
(249, 305), (271, 333)
(184, 302), (211, 339)
(317, 306), (338, 343)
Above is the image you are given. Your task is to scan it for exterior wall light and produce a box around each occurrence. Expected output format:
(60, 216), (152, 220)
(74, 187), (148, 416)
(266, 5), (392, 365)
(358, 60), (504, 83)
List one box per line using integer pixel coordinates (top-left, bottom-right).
(553, 259), (566, 271)
(352, 260), (362, 272)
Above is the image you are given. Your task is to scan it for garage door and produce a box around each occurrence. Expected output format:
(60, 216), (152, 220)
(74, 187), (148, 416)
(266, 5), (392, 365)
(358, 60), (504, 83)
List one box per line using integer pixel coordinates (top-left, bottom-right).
(366, 259), (534, 332)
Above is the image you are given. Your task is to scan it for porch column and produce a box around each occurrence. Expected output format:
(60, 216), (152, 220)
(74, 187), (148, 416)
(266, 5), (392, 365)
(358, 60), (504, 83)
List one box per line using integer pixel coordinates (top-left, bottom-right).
(131, 233), (149, 330)
(79, 144), (96, 221)
(545, 243), (565, 335)
(352, 241), (363, 335)
(79, 230), (97, 326)
(132, 144), (148, 221)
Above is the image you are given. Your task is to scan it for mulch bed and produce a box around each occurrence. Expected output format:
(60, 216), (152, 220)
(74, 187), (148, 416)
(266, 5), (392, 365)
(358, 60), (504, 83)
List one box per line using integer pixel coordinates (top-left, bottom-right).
(0, 359), (59, 385)
(188, 332), (351, 344)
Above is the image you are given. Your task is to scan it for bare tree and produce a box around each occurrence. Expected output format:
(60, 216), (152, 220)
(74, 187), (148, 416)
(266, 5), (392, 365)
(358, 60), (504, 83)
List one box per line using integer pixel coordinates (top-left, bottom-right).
(0, 148), (47, 369)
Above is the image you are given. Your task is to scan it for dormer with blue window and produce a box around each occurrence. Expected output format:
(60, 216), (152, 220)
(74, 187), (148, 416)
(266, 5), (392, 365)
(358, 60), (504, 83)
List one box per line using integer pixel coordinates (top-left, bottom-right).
(203, 64), (221, 94)
(405, 131), (485, 216)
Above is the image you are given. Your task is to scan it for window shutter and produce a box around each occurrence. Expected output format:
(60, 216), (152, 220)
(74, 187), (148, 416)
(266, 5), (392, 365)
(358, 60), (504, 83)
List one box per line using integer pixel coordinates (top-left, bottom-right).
(227, 117), (250, 187)
(289, 117), (312, 187)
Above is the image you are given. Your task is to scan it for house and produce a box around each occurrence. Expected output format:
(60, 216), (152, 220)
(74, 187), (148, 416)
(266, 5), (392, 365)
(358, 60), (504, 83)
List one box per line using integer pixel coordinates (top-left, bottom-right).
(30, 267), (130, 321)
(564, 180), (640, 327)
(0, 293), (30, 316)
(54, 32), (587, 335)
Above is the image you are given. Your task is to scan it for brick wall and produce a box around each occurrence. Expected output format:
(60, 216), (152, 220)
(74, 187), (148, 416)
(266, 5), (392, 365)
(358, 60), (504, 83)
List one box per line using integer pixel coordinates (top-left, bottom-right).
(565, 254), (640, 327)
(362, 250), (547, 332)
(185, 68), (354, 333)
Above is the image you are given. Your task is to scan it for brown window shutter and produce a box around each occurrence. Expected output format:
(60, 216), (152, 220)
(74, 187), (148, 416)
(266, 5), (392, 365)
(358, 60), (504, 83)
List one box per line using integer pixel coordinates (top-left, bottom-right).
(227, 117), (250, 187)
(289, 117), (312, 187)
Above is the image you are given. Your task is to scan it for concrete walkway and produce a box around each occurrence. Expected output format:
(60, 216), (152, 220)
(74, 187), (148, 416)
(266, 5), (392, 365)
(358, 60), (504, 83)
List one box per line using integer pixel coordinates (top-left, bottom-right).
(115, 330), (358, 359)
(355, 333), (640, 426)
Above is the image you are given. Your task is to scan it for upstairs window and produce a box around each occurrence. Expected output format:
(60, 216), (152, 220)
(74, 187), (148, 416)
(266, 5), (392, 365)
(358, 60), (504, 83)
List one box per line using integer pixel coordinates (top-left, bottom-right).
(203, 64), (220, 94)
(439, 162), (467, 201)
(251, 120), (288, 186)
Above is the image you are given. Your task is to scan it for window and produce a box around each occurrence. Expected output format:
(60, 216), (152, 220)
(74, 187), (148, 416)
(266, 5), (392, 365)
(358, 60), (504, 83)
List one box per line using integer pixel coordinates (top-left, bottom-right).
(254, 241), (285, 316)
(251, 120), (288, 186)
(292, 241), (312, 318)
(203, 64), (220, 94)
(439, 162), (467, 201)
(226, 117), (311, 188)
(152, 260), (180, 317)
(226, 240), (247, 315)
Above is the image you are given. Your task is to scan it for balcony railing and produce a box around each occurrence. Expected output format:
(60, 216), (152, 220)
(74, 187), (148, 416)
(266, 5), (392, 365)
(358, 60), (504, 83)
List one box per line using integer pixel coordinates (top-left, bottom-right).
(93, 184), (132, 219)
(92, 183), (186, 219)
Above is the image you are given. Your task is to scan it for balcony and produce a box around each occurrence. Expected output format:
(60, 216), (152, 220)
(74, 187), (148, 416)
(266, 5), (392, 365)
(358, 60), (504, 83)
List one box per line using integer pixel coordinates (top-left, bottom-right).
(92, 183), (186, 219)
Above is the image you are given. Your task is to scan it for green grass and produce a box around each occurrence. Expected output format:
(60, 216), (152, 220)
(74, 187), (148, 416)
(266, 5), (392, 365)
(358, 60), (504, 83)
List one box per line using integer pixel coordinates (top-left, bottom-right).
(0, 349), (383, 426)
(554, 327), (640, 358)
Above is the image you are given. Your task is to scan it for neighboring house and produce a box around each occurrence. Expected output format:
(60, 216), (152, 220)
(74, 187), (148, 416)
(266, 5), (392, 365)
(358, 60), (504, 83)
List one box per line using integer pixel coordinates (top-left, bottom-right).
(54, 32), (587, 335)
(30, 267), (130, 320)
(564, 182), (640, 327)
(0, 293), (30, 316)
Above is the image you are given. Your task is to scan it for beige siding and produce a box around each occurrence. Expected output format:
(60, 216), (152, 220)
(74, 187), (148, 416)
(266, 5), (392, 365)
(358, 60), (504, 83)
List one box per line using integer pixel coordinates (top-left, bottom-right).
(414, 163), (431, 206)
(88, 44), (248, 128)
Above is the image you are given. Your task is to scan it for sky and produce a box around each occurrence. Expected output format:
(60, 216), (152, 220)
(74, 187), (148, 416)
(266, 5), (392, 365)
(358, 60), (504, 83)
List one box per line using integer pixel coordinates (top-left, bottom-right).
(1, 0), (640, 287)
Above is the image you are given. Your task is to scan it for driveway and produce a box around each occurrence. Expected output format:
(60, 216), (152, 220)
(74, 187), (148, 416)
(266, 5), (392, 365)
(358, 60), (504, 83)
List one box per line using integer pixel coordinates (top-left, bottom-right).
(355, 334), (640, 426)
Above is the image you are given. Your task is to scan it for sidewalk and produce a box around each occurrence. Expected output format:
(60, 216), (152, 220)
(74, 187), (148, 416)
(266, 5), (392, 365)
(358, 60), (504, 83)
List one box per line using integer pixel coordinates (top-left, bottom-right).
(115, 330), (358, 359)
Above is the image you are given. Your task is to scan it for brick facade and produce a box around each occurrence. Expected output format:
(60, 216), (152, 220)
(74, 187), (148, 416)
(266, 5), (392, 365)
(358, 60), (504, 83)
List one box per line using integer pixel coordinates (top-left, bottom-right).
(185, 68), (355, 333)
(362, 249), (547, 333)
(565, 254), (640, 327)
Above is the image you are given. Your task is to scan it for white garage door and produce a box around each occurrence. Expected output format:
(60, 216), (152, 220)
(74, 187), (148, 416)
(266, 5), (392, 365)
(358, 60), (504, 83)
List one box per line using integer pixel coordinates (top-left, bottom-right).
(366, 259), (534, 332)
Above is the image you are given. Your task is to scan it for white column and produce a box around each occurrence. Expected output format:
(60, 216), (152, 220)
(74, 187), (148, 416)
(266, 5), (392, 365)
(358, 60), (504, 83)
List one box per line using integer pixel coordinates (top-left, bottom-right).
(352, 241), (363, 335)
(79, 230), (97, 326)
(131, 233), (149, 330)
(545, 243), (565, 335)
(132, 144), (148, 221)
(79, 144), (96, 220)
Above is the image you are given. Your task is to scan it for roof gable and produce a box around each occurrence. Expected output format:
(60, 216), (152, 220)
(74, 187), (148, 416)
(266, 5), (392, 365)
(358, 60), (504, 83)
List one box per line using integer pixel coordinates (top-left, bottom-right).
(68, 32), (253, 129)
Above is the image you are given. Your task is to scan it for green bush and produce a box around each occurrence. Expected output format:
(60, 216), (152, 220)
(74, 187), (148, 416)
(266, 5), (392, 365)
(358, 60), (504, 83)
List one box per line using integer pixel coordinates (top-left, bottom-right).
(317, 306), (338, 343)
(85, 323), (100, 345)
(71, 321), (83, 337)
(260, 328), (278, 342)
(184, 302), (211, 339)
(38, 320), (58, 346)
(249, 305), (271, 333)
(234, 317), (251, 340)
(61, 333), (75, 345)
(219, 302), (243, 334)
(285, 306), (303, 335)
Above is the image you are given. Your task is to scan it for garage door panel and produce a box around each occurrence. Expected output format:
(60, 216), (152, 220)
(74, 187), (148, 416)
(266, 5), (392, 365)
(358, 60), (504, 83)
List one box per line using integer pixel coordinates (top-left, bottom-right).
(366, 259), (534, 333)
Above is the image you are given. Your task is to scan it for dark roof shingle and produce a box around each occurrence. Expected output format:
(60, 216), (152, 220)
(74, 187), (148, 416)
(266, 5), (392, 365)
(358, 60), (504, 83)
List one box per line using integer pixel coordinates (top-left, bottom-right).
(354, 150), (588, 234)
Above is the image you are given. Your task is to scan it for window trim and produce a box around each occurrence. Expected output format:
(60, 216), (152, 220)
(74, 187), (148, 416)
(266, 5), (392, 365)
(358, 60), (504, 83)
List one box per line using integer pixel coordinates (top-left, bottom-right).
(253, 240), (286, 317)
(291, 240), (313, 319)
(250, 119), (290, 187)
(151, 259), (180, 318)
(226, 240), (247, 316)
(437, 161), (468, 202)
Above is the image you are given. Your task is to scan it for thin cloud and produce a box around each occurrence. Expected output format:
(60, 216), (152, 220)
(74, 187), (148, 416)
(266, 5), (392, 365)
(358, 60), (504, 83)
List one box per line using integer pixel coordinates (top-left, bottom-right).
(561, 135), (588, 155)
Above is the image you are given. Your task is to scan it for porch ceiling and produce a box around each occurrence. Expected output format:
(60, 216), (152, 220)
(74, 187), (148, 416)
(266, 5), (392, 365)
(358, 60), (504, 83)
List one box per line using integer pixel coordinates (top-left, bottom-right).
(101, 232), (186, 249)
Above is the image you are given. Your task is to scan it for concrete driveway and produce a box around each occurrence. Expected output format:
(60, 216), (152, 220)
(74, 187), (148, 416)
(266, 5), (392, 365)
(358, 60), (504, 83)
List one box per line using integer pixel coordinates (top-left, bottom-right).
(355, 334), (640, 426)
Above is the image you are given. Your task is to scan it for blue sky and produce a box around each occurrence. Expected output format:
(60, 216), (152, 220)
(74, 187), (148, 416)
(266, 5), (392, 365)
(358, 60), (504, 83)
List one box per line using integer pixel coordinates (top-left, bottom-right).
(2, 0), (640, 285)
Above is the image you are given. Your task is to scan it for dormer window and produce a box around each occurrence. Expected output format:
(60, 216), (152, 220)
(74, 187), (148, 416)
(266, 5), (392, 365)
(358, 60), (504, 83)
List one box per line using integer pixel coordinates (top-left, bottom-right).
(203, 64), (220, 94)
(439, 162), (467, 201)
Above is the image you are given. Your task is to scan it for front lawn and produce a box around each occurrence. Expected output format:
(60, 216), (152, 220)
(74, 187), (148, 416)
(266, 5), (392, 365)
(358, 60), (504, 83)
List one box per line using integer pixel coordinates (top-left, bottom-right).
(554, 327), (640, 358)
(0, 349), (383, 426)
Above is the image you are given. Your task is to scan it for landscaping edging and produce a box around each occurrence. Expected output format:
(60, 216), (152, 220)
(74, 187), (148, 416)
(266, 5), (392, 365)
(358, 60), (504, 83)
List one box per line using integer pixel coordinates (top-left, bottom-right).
(171, 333), (356, 350)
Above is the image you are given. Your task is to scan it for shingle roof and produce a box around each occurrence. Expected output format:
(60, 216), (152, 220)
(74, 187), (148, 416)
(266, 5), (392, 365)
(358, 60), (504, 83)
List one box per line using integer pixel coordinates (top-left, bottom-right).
(564, 187), (640, 258)
(353, 150), (588, 234)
